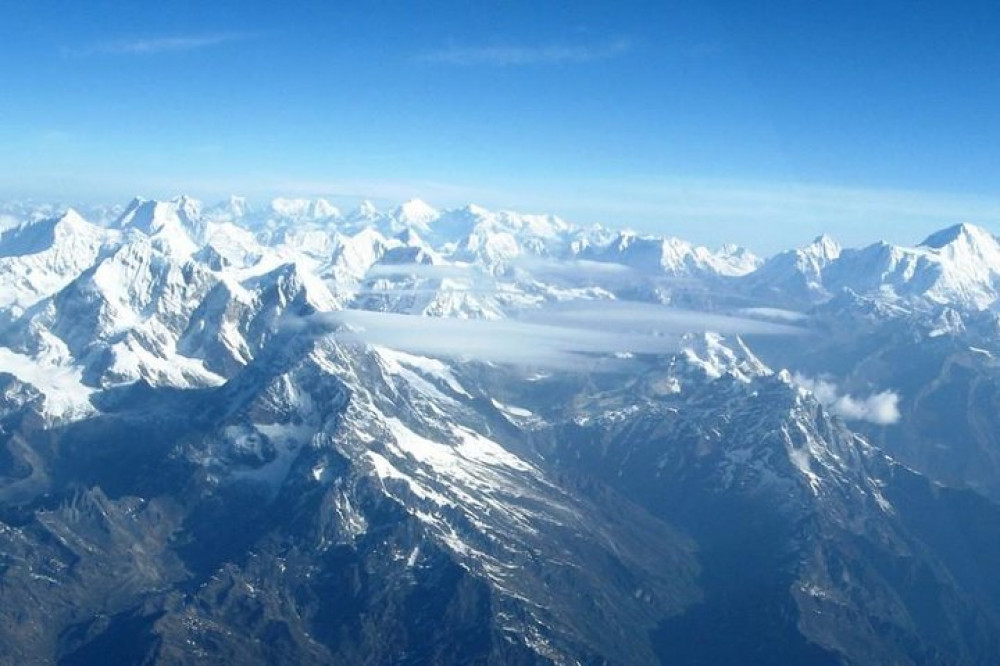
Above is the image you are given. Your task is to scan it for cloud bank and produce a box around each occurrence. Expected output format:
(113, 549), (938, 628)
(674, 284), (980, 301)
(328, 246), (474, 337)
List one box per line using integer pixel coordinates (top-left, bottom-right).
(524, 300), (805, 337)
(792, 373), (901, 425)
(307, 300), (802, 371)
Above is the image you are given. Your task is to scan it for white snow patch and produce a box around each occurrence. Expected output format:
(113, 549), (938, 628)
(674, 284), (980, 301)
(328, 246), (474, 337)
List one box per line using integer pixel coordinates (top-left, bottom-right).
(0, 347), (94, 420)
(491, 399), (534, 418)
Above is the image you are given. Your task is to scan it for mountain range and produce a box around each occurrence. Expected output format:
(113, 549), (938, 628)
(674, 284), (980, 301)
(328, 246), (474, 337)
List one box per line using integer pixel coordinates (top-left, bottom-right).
(3, 195), (1000, 664)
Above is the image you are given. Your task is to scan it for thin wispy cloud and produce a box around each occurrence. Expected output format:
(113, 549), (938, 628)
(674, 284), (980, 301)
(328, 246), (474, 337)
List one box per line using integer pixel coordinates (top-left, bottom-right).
(420, 38), (631, 66)
(73, 32), (251, 56)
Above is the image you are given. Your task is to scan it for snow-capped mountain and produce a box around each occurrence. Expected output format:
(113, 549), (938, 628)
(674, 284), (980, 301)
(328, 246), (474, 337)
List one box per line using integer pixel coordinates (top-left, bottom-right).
(579, 230), (762, 277)
(749, 222), (1000, 310)
(3, 195), (1000, 664)
(0, 208), (117, 316)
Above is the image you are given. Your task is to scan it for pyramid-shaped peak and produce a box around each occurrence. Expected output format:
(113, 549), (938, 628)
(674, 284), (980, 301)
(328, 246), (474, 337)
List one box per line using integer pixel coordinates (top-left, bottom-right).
(920, 223), (996, 250)
(57, 207), (89, 226)
(393, 198), (439, 223)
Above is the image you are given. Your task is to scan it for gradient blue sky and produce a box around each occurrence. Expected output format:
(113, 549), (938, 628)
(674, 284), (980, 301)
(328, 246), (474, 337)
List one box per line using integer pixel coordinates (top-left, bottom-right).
(2, 0), (1000, 252)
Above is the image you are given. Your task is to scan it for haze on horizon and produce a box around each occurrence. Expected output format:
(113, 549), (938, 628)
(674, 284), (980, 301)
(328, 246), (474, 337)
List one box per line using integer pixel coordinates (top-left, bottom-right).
(3, 0), (1000, 253)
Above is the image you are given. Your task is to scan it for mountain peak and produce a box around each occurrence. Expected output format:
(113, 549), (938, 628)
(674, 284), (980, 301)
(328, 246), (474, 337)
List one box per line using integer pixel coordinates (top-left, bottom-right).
(805, 234), (841, 261)
(920, 223), (996, 250)
(462, 203), (490, 217)
(312, 198), (340, 219)
(57, 207), (88, 227)
(171, 194), (202, 217)
(270, 197), (341, 221)
(349, 200), (380, 221)
(678, 332), (772, 382)
(111, 197), (202, 256)
(392, 199), (439, 228)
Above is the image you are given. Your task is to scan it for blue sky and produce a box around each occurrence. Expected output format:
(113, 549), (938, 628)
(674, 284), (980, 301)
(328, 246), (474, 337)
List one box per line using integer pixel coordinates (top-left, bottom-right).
(2, 0), (1000, 252)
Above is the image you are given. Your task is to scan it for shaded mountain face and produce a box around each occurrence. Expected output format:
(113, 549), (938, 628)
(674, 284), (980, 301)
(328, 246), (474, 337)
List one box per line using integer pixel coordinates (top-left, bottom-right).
(3, 196), (1000, 664)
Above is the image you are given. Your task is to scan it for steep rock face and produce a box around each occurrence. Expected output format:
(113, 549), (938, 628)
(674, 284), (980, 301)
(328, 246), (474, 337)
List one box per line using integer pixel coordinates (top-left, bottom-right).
(0, 327), (707, 664)
(751, 295), (1000, 502)
(534, 346), (1000, 664)
(7, 239), (222, 389)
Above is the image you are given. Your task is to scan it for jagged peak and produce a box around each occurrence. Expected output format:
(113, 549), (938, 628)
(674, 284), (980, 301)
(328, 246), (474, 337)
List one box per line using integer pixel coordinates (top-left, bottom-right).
(803, 234), (841, 261)
(613, 230), (640, 249)
(312, 198), (340, 219)
(348, 199), (381, 221)
(171, 194), (203, 217)
(678, 332), (772, 382)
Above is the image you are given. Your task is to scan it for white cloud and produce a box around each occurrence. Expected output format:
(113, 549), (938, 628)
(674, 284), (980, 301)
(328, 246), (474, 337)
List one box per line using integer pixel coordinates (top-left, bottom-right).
(512, 256), (638, 283)
(792, 373), (901, 425)
(363, 263), (477, 281)
(304, 301), (802, 371)
(419, 39), (631, 66)
(524, 300), (805, 337)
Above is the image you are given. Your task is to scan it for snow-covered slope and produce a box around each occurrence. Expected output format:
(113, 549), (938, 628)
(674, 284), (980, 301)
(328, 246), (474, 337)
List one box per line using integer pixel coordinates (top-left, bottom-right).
(0, 209), (116, 315)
